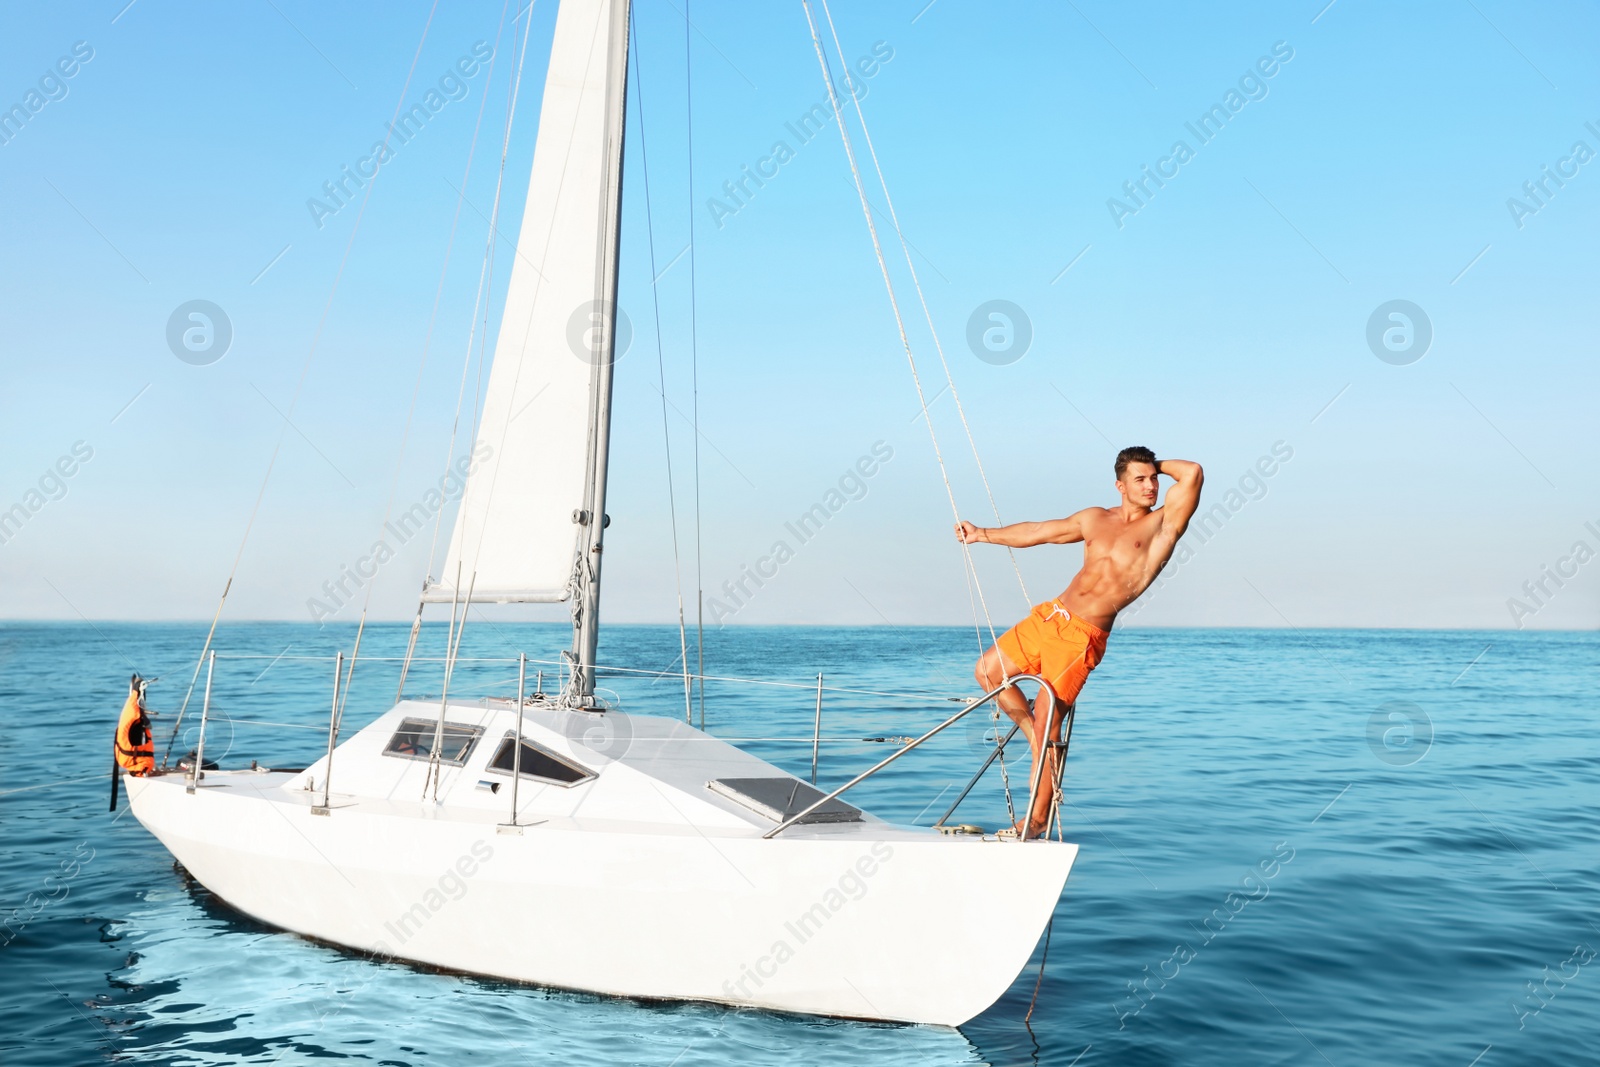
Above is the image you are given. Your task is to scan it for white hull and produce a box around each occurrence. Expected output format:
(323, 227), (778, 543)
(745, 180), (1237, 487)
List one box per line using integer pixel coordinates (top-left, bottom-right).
(129, 699), (1073, 1025)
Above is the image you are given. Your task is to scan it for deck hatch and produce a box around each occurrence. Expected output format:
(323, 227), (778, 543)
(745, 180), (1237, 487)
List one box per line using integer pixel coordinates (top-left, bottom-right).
(486, 735), (594, 787)
(706, 777), (863, 824)
(382, 717), (484, 767)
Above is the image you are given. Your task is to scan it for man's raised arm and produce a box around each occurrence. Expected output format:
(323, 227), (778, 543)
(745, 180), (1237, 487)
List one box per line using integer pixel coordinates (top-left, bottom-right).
(1156, 459), (1204, 539)
(955, 510), (1092, 548)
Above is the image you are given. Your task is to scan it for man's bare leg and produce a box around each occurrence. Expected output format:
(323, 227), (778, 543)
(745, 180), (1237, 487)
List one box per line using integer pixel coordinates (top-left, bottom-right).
(1023, 694), (1065, 835)
(974, 644), (1034, 748)
(976, 644), (1057, 835)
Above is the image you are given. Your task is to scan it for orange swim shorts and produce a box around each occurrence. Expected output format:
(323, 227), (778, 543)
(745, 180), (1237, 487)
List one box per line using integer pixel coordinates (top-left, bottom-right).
(994, 600), (1109, 709)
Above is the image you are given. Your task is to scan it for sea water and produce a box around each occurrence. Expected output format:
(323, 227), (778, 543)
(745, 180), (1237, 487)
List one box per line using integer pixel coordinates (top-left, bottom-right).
(1, 622), (1596, 1066)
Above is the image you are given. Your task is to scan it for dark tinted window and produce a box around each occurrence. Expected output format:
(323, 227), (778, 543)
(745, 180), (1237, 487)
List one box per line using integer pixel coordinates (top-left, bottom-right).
(383, 718), (483, 766)
(488, 737), (592, 785)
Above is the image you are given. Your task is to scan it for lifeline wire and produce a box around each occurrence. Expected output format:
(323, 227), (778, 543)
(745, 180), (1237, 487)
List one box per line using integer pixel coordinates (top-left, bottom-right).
(191, 650), (965, 703)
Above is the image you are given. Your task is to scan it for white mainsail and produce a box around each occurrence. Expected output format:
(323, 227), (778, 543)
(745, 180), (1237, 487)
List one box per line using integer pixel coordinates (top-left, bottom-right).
(425, 0), (629, 606)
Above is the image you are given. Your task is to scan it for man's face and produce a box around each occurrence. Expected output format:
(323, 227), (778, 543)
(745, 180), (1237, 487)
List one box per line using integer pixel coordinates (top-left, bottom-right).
(1117, 462), (1159, 507)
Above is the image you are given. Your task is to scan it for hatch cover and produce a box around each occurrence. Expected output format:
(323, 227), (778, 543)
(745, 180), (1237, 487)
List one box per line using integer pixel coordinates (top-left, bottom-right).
(706, 777), (863, 824)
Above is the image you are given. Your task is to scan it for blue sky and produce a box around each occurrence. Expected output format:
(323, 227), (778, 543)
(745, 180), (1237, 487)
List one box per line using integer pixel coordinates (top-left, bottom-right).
(1, 0), (1596, 631)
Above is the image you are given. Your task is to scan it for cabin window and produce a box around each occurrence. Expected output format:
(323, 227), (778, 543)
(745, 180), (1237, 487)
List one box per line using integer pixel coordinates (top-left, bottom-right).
(486, 735), (593, 787)
(382, 718), (484, 766)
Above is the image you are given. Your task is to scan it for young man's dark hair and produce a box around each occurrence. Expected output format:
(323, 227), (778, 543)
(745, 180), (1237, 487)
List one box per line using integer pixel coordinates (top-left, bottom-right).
(1114, 445), (1157, 481)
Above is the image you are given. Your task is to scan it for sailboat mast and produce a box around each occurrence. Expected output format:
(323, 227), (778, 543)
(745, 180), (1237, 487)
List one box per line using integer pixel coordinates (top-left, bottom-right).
(420, 0), (636, 700)
(570, 0), (632, 705)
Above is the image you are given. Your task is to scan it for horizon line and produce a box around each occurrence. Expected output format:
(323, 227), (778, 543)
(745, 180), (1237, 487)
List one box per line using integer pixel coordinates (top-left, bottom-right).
(0, 619), (1594, 635)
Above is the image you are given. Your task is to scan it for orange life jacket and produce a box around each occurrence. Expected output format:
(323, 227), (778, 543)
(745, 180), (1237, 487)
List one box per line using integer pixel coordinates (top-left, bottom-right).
(115, 690), (154, 775)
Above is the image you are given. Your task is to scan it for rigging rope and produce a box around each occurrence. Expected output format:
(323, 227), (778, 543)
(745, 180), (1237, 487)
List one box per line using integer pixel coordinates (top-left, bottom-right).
(163, 2), (443, 767)
(796, 0), (1000, 651)
(800, 0), (1029, 793)
(629, 15), (696, 727)
(813, 0), (1030, 613)
(800, 2), (1049, 793)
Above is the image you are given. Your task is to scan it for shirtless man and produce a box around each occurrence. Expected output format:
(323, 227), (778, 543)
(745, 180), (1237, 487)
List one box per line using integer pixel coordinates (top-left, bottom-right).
(955, 446), (1203, 837)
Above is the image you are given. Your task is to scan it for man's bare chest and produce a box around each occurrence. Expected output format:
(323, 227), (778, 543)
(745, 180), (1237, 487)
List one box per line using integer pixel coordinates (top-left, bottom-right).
(1083, 516), (1162, 568)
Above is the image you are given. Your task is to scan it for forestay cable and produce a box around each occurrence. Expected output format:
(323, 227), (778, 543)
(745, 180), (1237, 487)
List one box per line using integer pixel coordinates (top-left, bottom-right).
(630, 14), (696, 726)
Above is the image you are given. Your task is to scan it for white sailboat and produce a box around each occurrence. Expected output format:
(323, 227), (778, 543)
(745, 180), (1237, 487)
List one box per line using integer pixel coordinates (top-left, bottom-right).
(125, 0), (1078, 1026)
